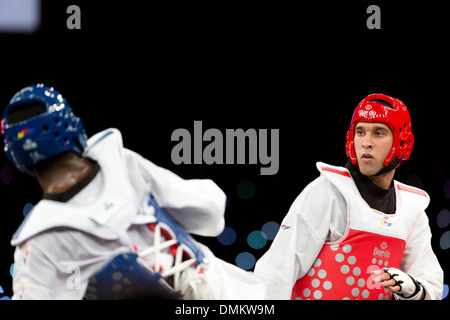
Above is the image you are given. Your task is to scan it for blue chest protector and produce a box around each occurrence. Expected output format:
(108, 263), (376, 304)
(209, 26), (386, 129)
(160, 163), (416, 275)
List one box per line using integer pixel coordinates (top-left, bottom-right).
(84, 252), (181, 300)
(84, 197), (205, 300)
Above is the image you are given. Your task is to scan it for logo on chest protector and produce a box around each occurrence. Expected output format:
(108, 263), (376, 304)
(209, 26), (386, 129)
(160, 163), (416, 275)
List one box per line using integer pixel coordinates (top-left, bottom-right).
(373, 242), (390, 259)
(381, 216), (392, 227)
(381, 221), (392, 227)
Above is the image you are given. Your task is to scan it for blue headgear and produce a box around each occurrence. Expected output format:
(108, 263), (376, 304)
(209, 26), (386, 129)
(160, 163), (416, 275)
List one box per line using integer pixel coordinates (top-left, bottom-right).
(1, 84), (87, 175)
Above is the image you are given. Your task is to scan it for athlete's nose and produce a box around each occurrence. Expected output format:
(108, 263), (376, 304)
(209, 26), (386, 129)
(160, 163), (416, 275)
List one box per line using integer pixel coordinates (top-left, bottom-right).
(362, 134), (374, 150)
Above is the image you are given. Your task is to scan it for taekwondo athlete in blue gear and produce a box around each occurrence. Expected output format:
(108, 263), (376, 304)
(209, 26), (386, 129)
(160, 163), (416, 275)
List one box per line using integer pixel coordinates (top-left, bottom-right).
(3, 84), (266, 300)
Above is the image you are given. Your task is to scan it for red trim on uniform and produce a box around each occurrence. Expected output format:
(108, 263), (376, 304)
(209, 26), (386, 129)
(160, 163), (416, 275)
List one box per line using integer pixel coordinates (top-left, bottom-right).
(321, 166), (351, 178)
(396, 184), (428, 198)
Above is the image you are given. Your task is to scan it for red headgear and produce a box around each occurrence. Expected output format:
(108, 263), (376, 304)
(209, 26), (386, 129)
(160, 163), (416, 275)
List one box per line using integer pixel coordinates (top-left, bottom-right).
(345, 93), (414, 169)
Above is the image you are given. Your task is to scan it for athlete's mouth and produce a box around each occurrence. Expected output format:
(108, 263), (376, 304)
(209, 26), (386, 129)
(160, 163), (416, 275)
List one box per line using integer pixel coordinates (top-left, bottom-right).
(361, 153), (374, 159)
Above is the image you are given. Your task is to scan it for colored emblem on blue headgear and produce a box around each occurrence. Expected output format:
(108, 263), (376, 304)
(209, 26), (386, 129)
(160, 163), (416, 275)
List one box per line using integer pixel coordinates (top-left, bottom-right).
(1, 84), (88, 175)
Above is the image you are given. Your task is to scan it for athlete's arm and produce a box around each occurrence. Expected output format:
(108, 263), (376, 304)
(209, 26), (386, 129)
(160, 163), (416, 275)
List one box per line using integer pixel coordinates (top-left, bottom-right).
(124, 149), (227, 237)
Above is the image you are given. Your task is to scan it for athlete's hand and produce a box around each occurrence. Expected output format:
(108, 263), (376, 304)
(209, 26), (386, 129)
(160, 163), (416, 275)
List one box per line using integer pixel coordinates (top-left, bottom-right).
(371, 268), (424, 299)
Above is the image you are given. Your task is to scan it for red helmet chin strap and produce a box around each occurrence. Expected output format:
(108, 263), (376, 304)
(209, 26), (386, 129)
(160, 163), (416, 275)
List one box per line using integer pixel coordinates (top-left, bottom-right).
(345, 93), (414, 170)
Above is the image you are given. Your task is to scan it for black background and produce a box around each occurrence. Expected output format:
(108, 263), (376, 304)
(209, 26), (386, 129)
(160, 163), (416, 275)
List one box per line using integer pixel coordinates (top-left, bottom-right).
(0, 1), (449, 301)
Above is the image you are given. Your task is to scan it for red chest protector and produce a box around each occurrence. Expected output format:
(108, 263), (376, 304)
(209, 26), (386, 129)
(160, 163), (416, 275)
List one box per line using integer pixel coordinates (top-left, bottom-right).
(291, 163), (429, 300)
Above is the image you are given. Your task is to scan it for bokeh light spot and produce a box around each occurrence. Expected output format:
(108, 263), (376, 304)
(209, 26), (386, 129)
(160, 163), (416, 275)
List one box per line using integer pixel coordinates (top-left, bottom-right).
(0, 166), (13, 184)
(431, 160), (445, 179)
(437, 209), (450, 229)
(261, 221), (280, 240)
(236, 180), (256, 200)
(23, 203), (34, 217)
(235, 252), (256, 270)
(217, 227), (237, 246)
(406, 174), (422, 188)
(443, 180), (450, 199)
(247, 230), (267, 249)
(439, 231), (450, 250)
(443, 284), (449, 300)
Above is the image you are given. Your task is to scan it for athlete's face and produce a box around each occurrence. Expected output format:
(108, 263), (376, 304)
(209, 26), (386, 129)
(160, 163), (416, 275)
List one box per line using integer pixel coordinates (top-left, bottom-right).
(353, 122), (393, 177)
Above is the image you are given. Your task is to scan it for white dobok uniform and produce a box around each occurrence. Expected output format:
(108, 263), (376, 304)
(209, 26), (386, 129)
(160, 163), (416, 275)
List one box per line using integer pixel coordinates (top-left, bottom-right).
(11, 128), (265, 300)
(254, 162), (443, 300)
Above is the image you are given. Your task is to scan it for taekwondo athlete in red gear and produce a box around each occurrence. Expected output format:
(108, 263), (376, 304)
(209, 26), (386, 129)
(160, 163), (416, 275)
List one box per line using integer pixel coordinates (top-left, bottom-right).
(2, 84), (266, 300)
(254, 93), (443, 300)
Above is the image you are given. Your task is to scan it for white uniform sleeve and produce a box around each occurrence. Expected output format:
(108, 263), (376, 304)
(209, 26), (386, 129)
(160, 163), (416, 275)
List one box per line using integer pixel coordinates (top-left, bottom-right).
(254, 175), (347, 299)
(401, 210), (444, 300)
(124, 149), (227, 237)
